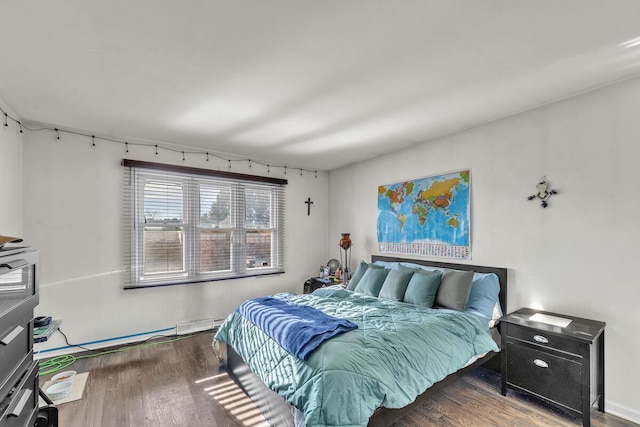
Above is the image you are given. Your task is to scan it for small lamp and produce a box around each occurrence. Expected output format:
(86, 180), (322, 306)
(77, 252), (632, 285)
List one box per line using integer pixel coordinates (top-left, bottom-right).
(339, 233), (353, 283)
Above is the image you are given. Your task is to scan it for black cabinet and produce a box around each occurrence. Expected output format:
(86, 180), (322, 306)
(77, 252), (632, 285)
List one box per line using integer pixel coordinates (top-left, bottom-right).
(303, 278), (328, 294)
(0, 248), (57, 427)
(501, 307), (605, 427)
(303, 277), (345, 294)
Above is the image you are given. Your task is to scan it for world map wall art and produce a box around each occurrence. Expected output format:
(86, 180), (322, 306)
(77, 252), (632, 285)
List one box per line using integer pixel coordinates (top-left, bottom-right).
(377, 170), (471, 259)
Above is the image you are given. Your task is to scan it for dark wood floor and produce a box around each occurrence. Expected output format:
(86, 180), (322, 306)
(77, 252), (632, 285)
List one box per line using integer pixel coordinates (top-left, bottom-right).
(41, 332), (637, 427)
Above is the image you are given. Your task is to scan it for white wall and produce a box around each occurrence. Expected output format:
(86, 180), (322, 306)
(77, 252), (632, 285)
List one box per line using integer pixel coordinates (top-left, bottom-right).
(0, 101), (22, 236)
(20, 131), (329, 352)
(328, 76), (640, 422)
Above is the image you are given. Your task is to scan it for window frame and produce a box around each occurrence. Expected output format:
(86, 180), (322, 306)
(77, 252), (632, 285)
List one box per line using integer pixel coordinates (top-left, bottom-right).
(123, 159), (287, 289)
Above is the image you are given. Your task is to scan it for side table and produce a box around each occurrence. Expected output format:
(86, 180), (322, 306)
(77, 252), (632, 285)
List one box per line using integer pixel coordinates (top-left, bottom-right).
(501, 307), (605, 427)
(303, 277), (342, 294)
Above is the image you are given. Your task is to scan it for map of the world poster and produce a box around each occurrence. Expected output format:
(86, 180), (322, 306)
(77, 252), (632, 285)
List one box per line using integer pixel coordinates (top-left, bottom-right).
(377, 170), (471, 259)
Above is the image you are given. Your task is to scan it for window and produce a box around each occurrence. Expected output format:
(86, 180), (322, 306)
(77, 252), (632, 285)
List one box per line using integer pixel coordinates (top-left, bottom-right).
(123, 160), (286, 288)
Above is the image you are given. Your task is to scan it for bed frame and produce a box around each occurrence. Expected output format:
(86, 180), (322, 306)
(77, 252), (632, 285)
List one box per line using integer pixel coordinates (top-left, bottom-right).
(221, 255), (508, 427)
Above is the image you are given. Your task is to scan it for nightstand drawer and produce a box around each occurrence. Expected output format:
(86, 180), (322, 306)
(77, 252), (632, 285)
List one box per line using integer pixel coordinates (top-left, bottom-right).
(0, 312), (32, 385)
(507, 324), (581, 356)
(507, 342), (582, 411)
(0, 360), (39, 427)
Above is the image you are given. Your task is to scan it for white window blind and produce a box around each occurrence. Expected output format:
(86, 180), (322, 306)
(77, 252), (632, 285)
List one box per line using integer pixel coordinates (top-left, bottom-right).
(122, 160), (286, 289)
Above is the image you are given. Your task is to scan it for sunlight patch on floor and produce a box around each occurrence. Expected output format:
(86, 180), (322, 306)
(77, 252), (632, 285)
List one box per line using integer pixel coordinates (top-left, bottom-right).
(216, 393), (249, 408)
(202, 373), (270, 427)
(206, 381), (238, 393)
(194, 373), (227, 383)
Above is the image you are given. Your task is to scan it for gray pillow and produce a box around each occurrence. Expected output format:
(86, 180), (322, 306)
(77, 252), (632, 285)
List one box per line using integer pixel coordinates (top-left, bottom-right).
(346, 261), (382, 291)
(354, 268), (390, 297)
(378, 270), (413, 301)
(435, 269), (474, 311)
(403, 270), (442, 307)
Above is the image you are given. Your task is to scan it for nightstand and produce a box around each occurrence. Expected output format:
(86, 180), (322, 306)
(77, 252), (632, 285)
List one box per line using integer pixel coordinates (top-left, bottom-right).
(303, 277), (342, 294)
(501, 308), (605, 427)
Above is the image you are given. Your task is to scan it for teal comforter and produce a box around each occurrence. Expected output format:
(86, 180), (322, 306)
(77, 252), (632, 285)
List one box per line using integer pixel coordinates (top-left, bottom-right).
(214, 287), (499, 427)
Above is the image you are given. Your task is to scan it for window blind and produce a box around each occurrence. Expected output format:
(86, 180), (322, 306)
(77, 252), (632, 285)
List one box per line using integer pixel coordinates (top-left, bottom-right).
(122, 160), (286, 289)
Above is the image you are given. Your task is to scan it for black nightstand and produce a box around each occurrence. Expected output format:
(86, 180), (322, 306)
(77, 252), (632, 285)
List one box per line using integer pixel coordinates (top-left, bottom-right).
(303, 277), (342, 294)
(501, 308), (605, 427)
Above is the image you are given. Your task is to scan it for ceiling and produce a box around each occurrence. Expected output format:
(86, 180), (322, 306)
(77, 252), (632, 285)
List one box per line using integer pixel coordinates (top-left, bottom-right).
(2, 1), (640, 171)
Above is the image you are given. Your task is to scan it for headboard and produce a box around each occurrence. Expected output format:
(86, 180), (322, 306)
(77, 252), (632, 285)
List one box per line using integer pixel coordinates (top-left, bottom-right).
(371, 255), (508, 314)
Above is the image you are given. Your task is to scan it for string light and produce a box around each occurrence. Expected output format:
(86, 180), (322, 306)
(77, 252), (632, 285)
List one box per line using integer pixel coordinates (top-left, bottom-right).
(0, 106), (318, 178)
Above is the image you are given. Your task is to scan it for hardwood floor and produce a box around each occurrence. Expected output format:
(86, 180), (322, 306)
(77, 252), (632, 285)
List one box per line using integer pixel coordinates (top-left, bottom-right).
(41, 332), (637, 427)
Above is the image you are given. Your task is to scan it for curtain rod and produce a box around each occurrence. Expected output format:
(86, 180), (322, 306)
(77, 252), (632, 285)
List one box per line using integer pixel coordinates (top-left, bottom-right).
(122, 159), (288, 185)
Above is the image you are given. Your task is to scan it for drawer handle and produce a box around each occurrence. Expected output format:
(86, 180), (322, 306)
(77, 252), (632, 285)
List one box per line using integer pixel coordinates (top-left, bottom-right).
(1, 325), (24, 346)
(533, 334), (549, 344)
(533, 359), (549, 368)
(0, 259), (29, 269)
(8, 388), (32, 417)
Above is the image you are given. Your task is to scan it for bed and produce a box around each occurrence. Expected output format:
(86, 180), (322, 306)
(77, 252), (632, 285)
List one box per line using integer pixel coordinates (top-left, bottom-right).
(213, 255), (507, 427)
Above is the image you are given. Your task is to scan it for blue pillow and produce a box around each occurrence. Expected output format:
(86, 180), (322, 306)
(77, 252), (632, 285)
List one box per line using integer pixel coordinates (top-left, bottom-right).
(399, 263), (442, 273)
(403, 270), (442, 307)
(372, 261), (401, 270)
(378, 270), (413, 301)
(399, 264), (502, 319)
(346, 261), (383, 291)
(465, 272), (501, 320)
(354, 268), (390, 297)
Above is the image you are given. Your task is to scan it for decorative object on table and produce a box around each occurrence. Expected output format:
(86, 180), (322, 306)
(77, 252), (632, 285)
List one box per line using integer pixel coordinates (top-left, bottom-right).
(339, 233), (353, 282)
(527, 177), (557, 208)
(304, 197), (314, 215)
(319, 265), (330, 277)
(377, 170), (471, 260)
(327, 258), (340, 274)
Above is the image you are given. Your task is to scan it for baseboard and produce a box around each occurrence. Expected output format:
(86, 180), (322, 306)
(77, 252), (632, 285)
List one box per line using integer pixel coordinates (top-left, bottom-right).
(607, 400), (640, 425)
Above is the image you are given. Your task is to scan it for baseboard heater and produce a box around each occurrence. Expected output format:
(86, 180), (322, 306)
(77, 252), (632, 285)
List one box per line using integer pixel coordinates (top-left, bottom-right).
(176, 318), (224, 335)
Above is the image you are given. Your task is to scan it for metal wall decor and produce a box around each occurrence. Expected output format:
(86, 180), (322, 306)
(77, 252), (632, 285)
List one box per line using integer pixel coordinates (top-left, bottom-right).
(527, 177), (557, 208)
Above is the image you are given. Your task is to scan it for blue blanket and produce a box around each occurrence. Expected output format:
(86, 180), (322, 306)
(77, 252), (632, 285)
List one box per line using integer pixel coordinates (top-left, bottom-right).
(236, 296), (357, 360)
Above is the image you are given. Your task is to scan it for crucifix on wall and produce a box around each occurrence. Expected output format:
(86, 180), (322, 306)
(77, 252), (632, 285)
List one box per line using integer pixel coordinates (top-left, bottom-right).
(305, 197), (314, 216)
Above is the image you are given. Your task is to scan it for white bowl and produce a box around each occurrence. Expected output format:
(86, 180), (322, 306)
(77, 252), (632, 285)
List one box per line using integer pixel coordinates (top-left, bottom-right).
(46, 380), (73, 400)
(51, 370), (76, 383)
